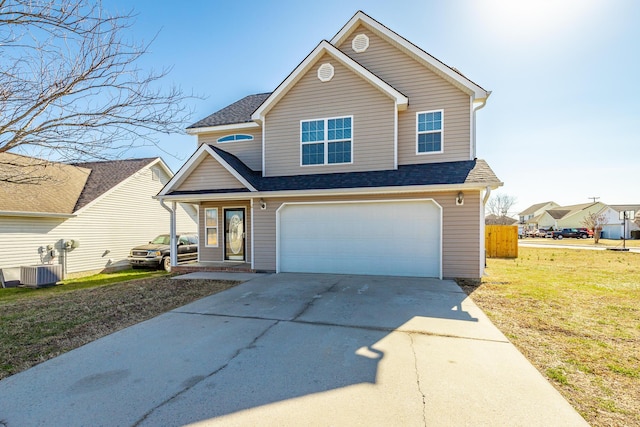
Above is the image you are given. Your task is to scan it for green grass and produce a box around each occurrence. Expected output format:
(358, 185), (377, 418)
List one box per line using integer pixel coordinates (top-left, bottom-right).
(0, 269), (169, 303)
(465, 247), (640, 426)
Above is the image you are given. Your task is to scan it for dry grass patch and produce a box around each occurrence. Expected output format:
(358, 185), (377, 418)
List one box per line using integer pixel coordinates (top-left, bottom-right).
(0, 274), (239, 380)
(460, 247), (640, 427)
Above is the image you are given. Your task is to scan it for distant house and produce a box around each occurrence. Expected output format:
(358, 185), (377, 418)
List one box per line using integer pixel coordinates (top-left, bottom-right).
(156, 11), (502, 279)
(603, 205), (640, 239)
(0, 153), (197, 280)
(536, 202), (607, 230)
(518, 201), (559, 229)
(485, 214), (518, 225)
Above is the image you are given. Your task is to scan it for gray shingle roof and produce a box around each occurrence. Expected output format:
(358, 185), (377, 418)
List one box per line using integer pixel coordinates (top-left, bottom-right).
(187, 93), (272, 129)
(168, 146), (501, 196)
(519, 201), (556, 216)
(71, 158), (157, 211)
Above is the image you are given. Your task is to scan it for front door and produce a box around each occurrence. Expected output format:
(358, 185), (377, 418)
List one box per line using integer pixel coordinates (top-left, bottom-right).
(224, 208), (245, 261)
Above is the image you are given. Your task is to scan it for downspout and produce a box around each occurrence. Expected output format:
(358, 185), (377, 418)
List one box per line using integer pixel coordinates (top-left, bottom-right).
(472, 92), (491, 159)
(481, 185), (492, 275)
(159, 198), (177, 268)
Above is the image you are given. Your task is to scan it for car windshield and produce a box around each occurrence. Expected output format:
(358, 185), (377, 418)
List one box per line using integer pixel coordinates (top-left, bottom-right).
(151, 235), (170, 245)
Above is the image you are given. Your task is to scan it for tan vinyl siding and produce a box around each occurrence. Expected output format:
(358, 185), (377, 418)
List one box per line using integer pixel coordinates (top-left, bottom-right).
(264, 52), (395, 177)
(0, 166), (197, 275)
(251, 191), (482, 278)
(176, 156), (246, 192)
(338, 26), (472, 164)
(198, 201), (251, 263)
(197, 129), (262, 171)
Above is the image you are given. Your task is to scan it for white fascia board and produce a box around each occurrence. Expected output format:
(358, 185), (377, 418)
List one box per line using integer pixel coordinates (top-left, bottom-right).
(186, 122), (260, 135)
(251, 40), (408, 122)
(157, 145), (257, 196)
(0, 210), (76, 218)
(331, 11), (489, 100)
(156, 181), (503, 203)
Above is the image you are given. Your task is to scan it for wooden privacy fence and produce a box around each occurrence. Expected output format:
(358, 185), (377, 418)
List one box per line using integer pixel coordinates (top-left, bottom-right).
(485, 225), (518, 258)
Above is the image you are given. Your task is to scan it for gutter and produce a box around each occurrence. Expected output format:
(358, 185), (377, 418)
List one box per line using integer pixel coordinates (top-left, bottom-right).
(0, 210), (76, 219)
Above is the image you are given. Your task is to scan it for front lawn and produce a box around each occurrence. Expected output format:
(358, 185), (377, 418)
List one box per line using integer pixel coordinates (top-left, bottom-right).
(461, 247), (640, 427)
(0, 270), (239, 380)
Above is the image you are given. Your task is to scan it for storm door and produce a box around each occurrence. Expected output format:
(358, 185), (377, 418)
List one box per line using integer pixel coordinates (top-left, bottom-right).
(224, 208), (245, 261)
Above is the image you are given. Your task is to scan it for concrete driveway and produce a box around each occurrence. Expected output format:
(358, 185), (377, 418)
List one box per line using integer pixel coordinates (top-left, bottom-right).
(0, 273), (587, 426)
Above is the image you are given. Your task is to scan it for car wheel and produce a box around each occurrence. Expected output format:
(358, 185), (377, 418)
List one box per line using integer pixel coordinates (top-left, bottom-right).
(581, 234), (587, 239)
(162, 257), (171, 272)
(557, 235), (563, 239)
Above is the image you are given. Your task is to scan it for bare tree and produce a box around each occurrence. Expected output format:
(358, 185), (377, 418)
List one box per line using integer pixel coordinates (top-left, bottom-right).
(0, 0), (194, 183)
(581, 211), (607, 244)
(486, 193), (517, 225)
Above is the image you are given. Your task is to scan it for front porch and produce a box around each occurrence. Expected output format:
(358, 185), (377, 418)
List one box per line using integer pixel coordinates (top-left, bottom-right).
(171, 261), (255, 274)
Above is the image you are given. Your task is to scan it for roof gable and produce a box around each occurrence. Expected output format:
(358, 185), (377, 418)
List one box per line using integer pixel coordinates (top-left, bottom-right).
(251, 40), (408, 122)
(72, 158), (157, 211)
(331, 11), (489, 100)
(519, 201), (558, 216)
(158, 144), (257, 197)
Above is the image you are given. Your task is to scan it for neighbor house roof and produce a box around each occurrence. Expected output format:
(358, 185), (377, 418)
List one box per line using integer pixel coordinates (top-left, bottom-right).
(162, 146), (501, 197)
(187, 93), (271, 129)
(519, 201), (557, 216)
(545, 202), (601, 221)
(0, 152), (90, 215)
(71, 158), (157, 211)
(0, 153), (161, 216)
(609, 204), (640, 213)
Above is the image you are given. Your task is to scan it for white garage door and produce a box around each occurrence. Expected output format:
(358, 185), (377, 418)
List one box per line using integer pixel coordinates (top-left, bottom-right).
(278, 200), (441, 277)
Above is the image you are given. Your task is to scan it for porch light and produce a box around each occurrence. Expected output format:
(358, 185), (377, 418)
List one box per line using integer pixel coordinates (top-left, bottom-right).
(456, 191), (464, 206)
(260, 198), (267, 210)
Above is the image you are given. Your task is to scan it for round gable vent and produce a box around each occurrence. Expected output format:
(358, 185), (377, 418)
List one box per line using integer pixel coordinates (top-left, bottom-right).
(352, 33), (370, 53)
(317, 63), (335, 82)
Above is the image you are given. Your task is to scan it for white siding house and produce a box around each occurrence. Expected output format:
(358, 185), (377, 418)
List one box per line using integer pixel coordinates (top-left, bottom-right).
(0, 155), (196, 280)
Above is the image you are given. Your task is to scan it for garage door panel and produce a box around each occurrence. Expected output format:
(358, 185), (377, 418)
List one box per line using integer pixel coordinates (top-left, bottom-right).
(278, 201), (441, 277)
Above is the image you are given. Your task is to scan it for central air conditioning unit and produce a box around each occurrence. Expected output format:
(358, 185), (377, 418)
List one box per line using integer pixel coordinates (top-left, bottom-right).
(20, 264), (63, 287)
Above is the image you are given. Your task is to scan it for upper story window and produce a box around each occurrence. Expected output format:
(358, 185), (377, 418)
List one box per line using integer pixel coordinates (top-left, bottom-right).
(416, 110), (443, 154)
(217, 134), (254, 143)
(301, 116), (352, 166)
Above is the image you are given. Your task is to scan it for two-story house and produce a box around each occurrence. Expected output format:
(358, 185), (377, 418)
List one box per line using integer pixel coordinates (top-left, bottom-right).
(157, 11), (502, 279)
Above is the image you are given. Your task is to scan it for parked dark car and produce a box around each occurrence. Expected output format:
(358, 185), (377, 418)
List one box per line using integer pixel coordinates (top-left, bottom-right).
(547, 228), (589, 239)
(128, 233), (198, 271)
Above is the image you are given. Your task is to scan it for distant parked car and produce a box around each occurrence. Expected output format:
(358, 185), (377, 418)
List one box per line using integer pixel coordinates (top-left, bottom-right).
(534, 228), (548, 238)
(128, 233), (198, 271)
(548, 228), (589, 239)
(577, 227), (594, 238)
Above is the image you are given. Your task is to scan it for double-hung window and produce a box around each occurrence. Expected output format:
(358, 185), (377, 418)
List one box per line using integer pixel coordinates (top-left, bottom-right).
(416, 110), (443, 154)
(301, 116), (352, 165)
(204, 208), (218, 247)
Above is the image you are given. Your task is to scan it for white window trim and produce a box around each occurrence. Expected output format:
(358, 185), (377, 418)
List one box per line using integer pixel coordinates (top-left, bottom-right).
(300, 115), (354, 167)
(217, 134), (254, 143)
(204, 207), (219, 247)
(416, 109), (444, 155)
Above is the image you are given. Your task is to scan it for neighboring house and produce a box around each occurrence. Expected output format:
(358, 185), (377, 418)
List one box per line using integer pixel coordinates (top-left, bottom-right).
(485, 214), (518, 225)
(156, 11), (502, 279)
(518, 201), (559, 229)
(602, 205), (640, 239)
(0, 153), (197, 279)
(536, 202), (607, 230)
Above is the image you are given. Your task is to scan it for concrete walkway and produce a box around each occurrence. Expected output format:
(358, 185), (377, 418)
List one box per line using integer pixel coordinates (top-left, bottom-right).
(0, 273), (588, 426)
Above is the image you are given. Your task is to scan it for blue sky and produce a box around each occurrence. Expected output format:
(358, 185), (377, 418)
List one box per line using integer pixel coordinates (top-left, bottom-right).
(113, 0), (640, 215)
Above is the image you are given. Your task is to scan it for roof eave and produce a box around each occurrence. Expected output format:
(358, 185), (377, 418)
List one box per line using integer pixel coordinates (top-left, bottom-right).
(185, 122), (260, 135)
(156, 181), (503, 203)
(0, 210), (76, 219)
